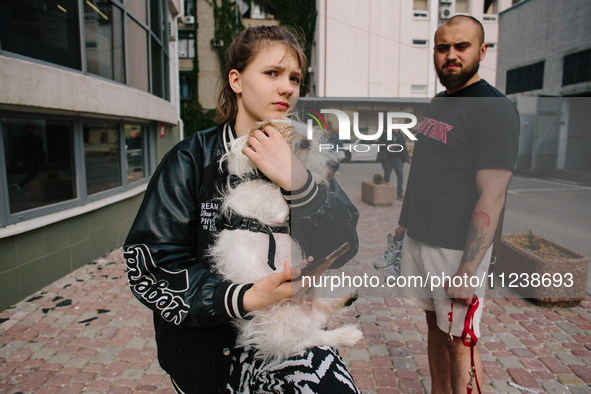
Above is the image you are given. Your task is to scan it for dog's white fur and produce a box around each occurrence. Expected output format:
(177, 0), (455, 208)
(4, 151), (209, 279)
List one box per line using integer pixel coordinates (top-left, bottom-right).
(208, 119), (361, 362)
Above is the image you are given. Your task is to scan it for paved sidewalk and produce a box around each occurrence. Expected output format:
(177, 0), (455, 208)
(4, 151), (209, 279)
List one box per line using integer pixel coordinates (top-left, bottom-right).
(1, 185), (591, 393)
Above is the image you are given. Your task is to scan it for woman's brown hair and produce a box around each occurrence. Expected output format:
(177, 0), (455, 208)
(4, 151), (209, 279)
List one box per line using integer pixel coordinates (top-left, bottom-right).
(214, 25), (307, 125)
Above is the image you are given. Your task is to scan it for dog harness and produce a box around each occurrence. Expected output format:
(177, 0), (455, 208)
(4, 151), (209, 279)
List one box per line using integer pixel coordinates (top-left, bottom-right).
(218, 211), (289, 271)
(218, 172), (289, 271)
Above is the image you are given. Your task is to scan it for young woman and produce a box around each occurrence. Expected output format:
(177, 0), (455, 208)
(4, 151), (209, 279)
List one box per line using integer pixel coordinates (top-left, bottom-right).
(124, 26), (360, 393)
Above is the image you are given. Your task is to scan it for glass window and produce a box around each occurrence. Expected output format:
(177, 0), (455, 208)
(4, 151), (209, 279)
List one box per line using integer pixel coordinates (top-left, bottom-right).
(84, 0), (125, 83)
(563, 49), (591, 86)
(179, 35), (195, 58)
(163, 53), (170, 101)
(180, 73), (195, 100)
(0, 0), (81, 69)
(483, 0), (498, 14)
(125, 0), (147, 24)
(151, 37), (163, 98)
(147, 0), (169, 100)
(1, 113), (153, 227)
(413, 0), (428, 11)
(150, 0), (162, 39)
(125, 124), (145, 183)
(184, 0), (195, 17)
(455, 0), (470, 13)
(506, 61), (544, 94)
(126, 17), (149, 91)
(84, 122), (121, 195)
(3, 117), (76, 214)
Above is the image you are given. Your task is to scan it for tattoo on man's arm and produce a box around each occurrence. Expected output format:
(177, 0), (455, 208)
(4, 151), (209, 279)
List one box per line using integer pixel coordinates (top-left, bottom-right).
(472, 210), (490, 226)
(461, 211), (491, 264)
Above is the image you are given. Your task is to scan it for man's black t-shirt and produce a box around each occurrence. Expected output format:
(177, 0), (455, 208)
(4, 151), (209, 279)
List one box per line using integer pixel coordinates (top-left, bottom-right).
(399, 80), (520, 250)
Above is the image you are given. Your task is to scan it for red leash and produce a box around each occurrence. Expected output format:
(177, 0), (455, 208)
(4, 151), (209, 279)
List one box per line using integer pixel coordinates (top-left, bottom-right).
(448, 297), (481, 394)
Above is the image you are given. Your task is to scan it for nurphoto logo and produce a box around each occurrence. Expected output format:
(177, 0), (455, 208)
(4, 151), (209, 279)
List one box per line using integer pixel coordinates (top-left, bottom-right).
(304, 108), (417, 154)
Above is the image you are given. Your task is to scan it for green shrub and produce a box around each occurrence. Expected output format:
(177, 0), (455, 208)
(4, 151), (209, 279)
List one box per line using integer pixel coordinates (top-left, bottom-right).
(373, 173), (384, 185)
(525, 229), (541, 251)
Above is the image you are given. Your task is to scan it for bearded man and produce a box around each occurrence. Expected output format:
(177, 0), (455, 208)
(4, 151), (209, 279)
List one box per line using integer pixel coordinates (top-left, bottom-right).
(393, 15), (520, 392)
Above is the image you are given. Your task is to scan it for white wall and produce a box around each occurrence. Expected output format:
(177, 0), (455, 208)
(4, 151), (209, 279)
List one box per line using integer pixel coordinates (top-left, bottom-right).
(315, 0), (514, 98)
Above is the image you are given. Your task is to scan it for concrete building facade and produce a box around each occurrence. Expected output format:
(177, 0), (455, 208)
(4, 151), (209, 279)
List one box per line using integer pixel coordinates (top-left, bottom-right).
(496, 0), (591, 173)
(0, 0), (183, 309)
(312, 0), (517, 98)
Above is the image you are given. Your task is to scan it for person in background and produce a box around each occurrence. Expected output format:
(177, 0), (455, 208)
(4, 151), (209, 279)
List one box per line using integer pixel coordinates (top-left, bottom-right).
(125, 128), (142, 150)
(376, 126), (409, 200)
(328, 123), (345, 173)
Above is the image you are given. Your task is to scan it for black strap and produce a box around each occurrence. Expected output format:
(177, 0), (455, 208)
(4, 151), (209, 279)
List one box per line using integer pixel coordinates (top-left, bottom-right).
(218, 211), (289, 271)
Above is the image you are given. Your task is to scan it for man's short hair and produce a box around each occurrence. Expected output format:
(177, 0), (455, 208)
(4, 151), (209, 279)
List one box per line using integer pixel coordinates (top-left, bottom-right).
(436, 15), (485, 45)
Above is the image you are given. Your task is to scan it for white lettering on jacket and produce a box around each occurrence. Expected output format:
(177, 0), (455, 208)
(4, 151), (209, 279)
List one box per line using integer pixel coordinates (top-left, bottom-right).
(125, 244), (190, 325)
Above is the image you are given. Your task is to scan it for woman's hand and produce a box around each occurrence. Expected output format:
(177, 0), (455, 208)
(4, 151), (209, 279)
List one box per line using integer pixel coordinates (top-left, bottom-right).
(242, 261), (301, 313)
(242, 125), (307, 191)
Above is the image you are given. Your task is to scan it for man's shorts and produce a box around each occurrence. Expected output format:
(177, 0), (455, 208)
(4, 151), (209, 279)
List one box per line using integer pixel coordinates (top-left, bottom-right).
(398, 235), (492, 339)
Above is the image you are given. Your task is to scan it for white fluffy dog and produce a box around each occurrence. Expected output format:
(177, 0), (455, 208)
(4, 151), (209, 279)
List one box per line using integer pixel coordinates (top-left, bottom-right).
(208, 119), (361, 362)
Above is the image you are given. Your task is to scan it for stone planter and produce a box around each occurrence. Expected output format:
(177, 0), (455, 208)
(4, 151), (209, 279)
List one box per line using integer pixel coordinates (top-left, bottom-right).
(361, 180), (395, 206)
(496, 234), (588, 307)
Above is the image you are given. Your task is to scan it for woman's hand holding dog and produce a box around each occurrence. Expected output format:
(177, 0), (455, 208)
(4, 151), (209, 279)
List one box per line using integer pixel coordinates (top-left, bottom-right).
(242, 125), (308, 191)
(243, 261), (302, 313)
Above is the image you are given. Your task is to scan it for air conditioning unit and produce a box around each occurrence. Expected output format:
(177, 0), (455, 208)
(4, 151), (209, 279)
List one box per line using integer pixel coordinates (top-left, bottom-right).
(440, 7), (454, 20)
(439, 0), (455, 21)
(183, 15), (195, 25)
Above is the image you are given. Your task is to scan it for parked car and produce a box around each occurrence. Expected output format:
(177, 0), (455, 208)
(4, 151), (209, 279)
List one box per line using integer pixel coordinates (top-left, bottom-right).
(340, 138), (380, 162)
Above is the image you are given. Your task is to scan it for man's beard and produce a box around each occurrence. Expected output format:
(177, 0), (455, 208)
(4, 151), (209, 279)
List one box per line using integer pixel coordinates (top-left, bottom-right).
(436, 57), (479, 92)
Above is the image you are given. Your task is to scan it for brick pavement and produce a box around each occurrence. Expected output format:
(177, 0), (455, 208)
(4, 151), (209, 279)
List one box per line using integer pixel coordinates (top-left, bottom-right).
(1, 185), (591, 393)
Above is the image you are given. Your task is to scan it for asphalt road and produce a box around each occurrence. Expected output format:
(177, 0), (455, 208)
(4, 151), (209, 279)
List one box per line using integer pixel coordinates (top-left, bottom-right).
(335, 161), (591, 293)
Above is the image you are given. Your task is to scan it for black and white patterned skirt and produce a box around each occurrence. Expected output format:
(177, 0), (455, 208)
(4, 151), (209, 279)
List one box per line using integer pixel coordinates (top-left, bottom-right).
(226, 346), (361, 393)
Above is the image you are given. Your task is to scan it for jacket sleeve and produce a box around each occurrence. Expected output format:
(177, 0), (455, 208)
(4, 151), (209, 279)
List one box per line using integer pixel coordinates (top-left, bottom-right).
(123, 138), (250, 327)
(282, 171), (359, 269)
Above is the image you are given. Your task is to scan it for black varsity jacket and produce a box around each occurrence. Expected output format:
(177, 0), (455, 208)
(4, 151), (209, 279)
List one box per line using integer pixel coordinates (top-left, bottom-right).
(123, 124), (359, 393)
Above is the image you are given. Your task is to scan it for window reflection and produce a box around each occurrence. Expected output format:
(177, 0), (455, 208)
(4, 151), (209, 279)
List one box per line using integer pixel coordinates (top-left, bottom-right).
(84, 0), (124, 82)
(125, 124), (145, 182)
(126, 16), (149, 91)
(0, 0), (81, 69)
(125, 0), (147, 24)
(84, 122), (121, 195)
(150, 0), (162, 39)
(3, 118), (76, 213)
(151, 37), (163, 98)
